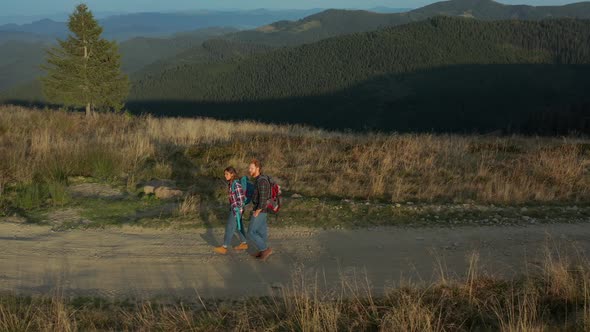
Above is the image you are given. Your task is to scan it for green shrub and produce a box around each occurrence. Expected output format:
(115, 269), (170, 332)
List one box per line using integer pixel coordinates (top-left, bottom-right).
(15, 183), (47, 210)
(47, 182), (70, 206)
(85, 149), (118, 180)
(43, 158), (71, 184)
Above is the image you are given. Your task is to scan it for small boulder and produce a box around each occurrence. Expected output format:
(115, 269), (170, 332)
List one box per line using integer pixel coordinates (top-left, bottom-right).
(155, 186), (183, 200)
(144, 185), (156, 195)
(291, 193), (303, 199)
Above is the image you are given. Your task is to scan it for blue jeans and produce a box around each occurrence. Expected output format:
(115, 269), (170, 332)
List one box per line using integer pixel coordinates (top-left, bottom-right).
(224, 212), (246, 247)
(248, 213), (268, 251)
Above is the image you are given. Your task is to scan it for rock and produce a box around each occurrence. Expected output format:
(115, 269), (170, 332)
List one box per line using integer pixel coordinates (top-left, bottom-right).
(291, 193), (303, 199)
(144, 185), (156, 195)
(142, 179), (176, 188)
(395, 203), (401, 208)
(520, 207), (528, 212)
(415, 237), (425, 241)
(154, 187), (183, 200)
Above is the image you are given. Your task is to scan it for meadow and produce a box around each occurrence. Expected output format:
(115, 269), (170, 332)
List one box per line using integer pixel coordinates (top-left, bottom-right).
(0, 105), (589, 230)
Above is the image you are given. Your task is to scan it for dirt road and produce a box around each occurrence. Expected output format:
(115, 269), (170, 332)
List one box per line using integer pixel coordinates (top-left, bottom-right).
(1, 222), (589, 299)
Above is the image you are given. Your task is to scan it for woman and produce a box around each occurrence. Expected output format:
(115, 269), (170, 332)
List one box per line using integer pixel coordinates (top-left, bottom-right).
(214, 166), (249, 255)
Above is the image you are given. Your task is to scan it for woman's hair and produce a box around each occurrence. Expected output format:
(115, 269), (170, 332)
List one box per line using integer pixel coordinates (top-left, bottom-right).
(224, 166), (239, 182)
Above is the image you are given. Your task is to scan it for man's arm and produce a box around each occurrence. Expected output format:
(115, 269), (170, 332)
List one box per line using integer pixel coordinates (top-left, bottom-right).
(252, 182), (260, 211)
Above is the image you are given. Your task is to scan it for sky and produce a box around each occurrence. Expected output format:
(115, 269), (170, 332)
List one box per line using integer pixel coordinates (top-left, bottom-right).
(0, 0), (581, 16)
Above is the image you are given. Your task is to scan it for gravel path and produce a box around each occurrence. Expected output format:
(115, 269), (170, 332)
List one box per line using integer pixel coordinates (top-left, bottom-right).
(1, 221), (589, 299)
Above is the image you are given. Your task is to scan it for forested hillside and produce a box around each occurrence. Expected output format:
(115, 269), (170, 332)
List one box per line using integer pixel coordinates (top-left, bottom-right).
(127, 17), (590, 133)
(3, 2), (590, 134)
(224, 0), (590, 46)
(3, 0), (590, 97)
(129, 39), (274, 80)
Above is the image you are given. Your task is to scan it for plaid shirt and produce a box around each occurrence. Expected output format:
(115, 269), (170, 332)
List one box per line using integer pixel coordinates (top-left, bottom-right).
(229, 180), (245, 215)
(252, 175), (271, 213)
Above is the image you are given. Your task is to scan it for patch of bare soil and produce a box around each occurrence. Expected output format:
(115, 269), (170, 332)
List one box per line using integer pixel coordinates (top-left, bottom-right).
(45, 208), (89, 226)
(68, 183), (125, 199)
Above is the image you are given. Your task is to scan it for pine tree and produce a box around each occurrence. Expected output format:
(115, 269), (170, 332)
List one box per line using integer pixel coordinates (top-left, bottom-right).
(41, 4), (129, 116)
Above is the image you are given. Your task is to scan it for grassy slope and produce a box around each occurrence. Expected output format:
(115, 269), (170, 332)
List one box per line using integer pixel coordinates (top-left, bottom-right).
(1, 106), (589, 230)
(4, 0), (590, 103)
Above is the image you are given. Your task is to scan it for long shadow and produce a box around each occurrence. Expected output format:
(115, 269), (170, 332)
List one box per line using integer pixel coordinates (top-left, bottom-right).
(4, 64), (590, 135)
(121, 64), (590, 135)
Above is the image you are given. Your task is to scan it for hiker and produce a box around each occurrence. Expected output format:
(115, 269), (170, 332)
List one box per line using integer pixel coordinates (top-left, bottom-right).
(248, 159), (273, 260)
(213, 166), (249, 255)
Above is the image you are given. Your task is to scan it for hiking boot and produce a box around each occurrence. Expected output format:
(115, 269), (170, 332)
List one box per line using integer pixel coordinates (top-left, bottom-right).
(259, 248), (273, 261)
(213, 246), (228, 255)
(233, 242), (248, 251)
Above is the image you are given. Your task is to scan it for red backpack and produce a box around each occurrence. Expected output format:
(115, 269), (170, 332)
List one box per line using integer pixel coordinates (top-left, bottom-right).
(260, 175), (281, 214)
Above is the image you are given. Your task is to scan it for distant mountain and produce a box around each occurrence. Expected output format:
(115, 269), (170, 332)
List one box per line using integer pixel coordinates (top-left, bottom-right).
(0, 9), (324, 41)
(124, 17), (590, 134)
(225, 9), (411, 46)
(120, 27), (239, 73)
(0, 11), (121, 25)
(0, 31), (53, 44)
(225, 0), (590, 46)
(369, 7), (413, 13)
(0, 41), (47, 92)
(0, 19), (68, 39)
(407, 0), (590, 20)
(0, 27), (244, 93)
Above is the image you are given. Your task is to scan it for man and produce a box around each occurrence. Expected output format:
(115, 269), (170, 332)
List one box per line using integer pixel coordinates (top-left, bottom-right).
(248, 159), (273, 260)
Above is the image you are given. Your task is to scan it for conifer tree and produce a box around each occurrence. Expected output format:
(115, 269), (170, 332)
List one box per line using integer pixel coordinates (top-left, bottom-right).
(41, 4), (129, 116)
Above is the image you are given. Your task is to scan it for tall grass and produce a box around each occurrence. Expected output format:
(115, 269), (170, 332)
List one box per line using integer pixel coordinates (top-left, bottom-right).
(1, 249), (589, 331)
(1, 105), (589, 205)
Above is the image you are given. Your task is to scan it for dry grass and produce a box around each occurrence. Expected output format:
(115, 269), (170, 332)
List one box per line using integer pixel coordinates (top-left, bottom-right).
(176, 194), (201, 217)
(1, 105), (589, 206)
(1, 248), (589, 331)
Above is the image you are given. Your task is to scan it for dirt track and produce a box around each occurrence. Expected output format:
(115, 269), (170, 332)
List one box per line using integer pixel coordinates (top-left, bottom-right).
(1, 222), (589, 299)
